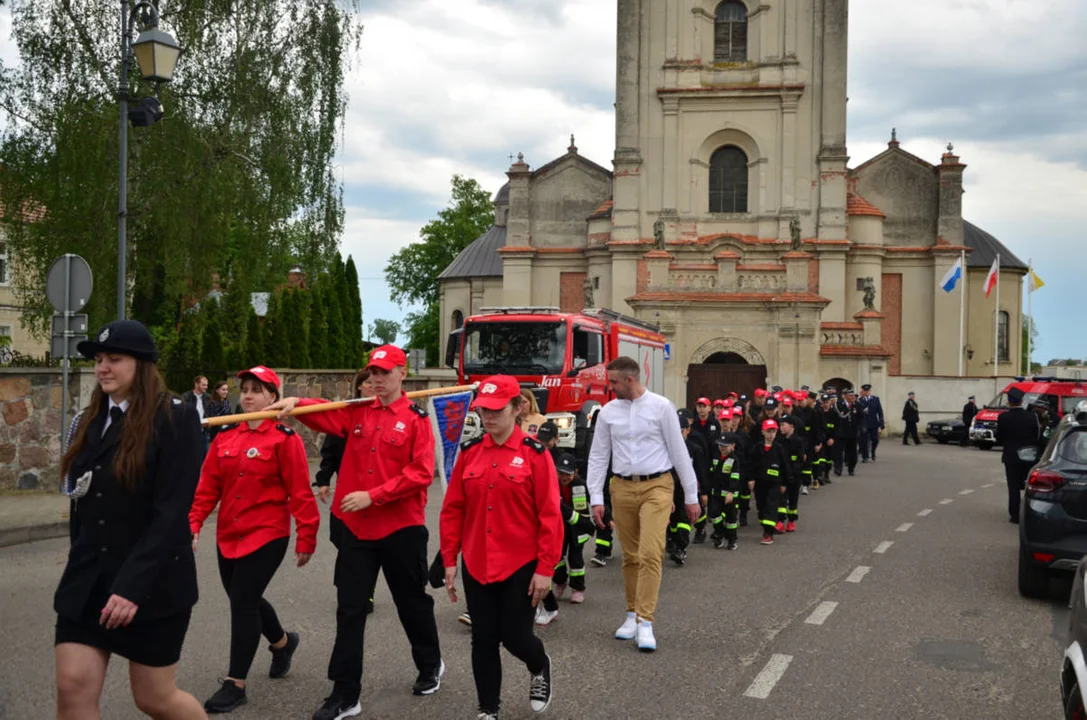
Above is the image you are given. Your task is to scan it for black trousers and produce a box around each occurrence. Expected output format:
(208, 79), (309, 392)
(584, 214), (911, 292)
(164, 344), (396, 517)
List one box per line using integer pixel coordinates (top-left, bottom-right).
(835, 437), (857, 473)
(859, 427), (881, 459)
(217, 537), (288, 680)
(754, 480), (780, 534)
(707, 491), (738, 542)
(667, 481), (690, 552)
(778, 481), (801, 524)
(328, 525), (441, 700)
(903, 421), (920, 444)
(1005, 460), (1030, 521)
(463, 560), (548, 715)
(594, 491), (613, 558)
(553, 528), (587, 591)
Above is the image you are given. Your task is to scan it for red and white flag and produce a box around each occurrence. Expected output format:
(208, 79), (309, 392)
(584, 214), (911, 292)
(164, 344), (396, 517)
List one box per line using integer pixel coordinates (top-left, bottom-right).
(984, 257), (999, 298)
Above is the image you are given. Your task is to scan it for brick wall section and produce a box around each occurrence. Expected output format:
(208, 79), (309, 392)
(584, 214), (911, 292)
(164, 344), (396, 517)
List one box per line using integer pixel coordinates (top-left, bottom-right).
(559, 272), (586, 313)
(808, 258), (820, 293)
(636, 260), (649, 292)
(882, 273), (903, 375)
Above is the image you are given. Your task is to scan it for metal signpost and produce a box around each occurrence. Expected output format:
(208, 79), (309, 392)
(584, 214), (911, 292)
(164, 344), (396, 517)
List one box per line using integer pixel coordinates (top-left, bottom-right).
(46, 255), (93, 451)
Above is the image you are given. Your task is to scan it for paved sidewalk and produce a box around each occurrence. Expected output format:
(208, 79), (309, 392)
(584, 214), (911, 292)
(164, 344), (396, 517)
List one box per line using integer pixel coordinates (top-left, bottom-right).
(0, 492), (70, 548)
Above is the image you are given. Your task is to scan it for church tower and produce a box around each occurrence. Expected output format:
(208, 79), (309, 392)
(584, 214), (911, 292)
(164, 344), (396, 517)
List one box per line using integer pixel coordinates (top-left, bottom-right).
(610, 0), (849, 248)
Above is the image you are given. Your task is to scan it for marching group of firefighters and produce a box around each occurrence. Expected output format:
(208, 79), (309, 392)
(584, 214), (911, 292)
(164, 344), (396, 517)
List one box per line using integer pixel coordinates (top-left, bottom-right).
(52, 318), (896, 720)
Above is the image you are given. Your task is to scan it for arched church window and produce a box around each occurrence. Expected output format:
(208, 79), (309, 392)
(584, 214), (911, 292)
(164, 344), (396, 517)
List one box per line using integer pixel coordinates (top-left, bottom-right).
(452, 309), (464, 330)
(709, 146), (749, 213)
(997, 310), (1010, 363)
(715, 1), (748, 62)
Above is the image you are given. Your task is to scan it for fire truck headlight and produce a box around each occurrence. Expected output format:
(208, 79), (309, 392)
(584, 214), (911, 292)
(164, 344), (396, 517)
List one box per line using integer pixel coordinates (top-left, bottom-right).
(553, 417), (573, 429)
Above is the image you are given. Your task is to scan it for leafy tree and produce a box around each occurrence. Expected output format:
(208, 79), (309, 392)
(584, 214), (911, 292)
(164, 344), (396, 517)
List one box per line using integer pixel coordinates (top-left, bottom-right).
(385, 175), (493, 365)
(325, 260), (348, 367)
(200, 298), (226, 377)
(263, 292), (289, 368)
(371, 318), (400, 345)
(162, 308), (202, 392)
(308, 280), (330, 368)
(285, 289), (311, 369)
(244, 305), (264, 368)
(0, 0), (362, 338)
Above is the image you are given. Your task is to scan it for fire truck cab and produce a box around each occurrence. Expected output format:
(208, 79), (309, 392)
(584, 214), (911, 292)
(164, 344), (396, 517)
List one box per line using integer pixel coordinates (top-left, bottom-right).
(970, 376), (1087, 449)
(446, 306), (666, 454)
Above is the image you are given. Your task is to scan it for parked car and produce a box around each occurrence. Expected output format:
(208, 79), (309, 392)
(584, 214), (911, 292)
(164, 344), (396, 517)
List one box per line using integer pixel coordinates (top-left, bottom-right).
(1061, 555), (1087, 718)
(1018, 401), (1087, 598)
(925, 417), (967, 444)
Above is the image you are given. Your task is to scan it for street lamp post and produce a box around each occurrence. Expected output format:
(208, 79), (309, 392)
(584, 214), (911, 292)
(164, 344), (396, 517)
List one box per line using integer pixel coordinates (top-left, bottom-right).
(117, 0), (182, 320)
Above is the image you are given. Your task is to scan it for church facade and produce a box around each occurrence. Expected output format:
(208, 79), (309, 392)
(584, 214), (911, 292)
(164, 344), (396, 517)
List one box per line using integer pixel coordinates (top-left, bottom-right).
(439, 0), (1025, 406)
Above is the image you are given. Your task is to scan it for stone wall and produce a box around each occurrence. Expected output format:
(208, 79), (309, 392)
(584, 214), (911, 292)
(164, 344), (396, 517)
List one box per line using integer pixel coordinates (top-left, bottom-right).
(0, 366), (464, 492)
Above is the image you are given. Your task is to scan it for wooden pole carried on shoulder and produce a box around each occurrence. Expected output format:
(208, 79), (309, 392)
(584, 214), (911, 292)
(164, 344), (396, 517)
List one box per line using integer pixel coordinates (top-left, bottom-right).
(203, 383), (478, 427)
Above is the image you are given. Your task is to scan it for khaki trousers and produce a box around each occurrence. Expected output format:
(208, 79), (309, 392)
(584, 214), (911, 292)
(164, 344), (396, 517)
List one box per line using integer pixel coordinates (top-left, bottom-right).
(608, 474), (673, 622)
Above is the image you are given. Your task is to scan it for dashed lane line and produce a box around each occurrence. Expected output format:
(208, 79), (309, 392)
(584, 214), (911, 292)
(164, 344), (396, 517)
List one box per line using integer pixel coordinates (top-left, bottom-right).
(981, 483), (996, 488)
(896, 523), (914, 532)
(743, 654), (794, 699)
(939, 499), (954, 505)
(874, 541), (894, 554)
(804, 601), (839, 626)
(917, 509), (933, 516)
(959, 489), (974, 495)
(846, 566), (871, 583)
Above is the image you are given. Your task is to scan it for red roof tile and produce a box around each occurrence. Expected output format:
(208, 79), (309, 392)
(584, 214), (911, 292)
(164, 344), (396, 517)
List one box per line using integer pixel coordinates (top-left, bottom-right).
(820, 345), (893, 357)
(846, 192), (886, 218)
(820, 322), (864, 331)
(628, 291), (830, 304)
(588, 199), (614, 220)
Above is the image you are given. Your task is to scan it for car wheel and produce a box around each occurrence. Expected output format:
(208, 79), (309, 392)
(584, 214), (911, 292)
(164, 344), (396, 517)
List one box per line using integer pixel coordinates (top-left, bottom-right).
(977, 442), (994, 451)
(1066, 680), (1086, 720)
(1018, 546), (1050, 599)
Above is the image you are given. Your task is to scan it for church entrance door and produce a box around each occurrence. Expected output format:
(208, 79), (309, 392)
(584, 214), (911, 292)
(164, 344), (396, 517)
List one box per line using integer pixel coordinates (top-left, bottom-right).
(685, 351), (767, 411)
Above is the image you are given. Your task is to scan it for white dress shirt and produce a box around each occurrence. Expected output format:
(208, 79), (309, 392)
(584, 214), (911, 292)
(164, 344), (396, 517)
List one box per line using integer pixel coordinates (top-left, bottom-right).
(102, 398), (130, 437)
(193, 392), (206, 422)
(586, 389), (699, 506)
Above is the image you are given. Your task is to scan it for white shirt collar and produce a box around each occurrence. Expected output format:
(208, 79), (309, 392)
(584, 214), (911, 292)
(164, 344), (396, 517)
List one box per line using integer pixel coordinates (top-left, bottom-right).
(108, 398), (130, 414)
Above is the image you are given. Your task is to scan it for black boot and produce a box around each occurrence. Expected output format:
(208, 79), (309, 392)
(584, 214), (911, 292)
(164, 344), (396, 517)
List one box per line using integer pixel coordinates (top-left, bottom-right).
(269, 631), (299, 679)
(692, 528), (706, 544)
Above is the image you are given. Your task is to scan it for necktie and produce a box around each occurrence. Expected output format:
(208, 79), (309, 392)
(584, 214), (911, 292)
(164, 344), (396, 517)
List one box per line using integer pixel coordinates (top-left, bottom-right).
(104, 406), (124, 438)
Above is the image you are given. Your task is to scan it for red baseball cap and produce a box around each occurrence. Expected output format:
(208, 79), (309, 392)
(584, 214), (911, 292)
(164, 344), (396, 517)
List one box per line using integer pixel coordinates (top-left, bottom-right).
(762, 419), (779, 431)
(696, 397), (711, 406)
(754, 388), (768, 399)
(717, 410), (729, 421)
(782, 397), (794, 406)
(723, 399), (734, 408)
(471, 375), (522, 411)
(237, 365), (281, 390)
(713, 399), (727, 408)
(367, 344), (407, 371)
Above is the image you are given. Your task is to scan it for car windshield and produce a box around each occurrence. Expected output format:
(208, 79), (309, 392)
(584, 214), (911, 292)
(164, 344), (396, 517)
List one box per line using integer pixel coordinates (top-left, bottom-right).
(1063, 396), (1087, 414)
(1057, 428), (1087, 464)
(462, 321), (567, 375)
(985, 390), (1041, 409)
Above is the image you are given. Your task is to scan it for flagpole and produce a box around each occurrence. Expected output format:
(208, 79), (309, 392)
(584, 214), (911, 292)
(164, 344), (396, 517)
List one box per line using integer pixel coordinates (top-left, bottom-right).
(993, 253), (1000, 379)
(958, 249), (965, 377)
(1027, 258), (1033, 376)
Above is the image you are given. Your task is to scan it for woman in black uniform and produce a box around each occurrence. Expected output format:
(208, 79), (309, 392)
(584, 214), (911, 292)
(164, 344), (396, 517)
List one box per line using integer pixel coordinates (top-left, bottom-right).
(54, 320), (207, 720)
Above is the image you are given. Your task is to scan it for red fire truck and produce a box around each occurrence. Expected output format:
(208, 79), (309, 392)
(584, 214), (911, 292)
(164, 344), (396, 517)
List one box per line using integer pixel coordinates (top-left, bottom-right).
(445, 307), (666, 453)
(969, 376), (1087, 449)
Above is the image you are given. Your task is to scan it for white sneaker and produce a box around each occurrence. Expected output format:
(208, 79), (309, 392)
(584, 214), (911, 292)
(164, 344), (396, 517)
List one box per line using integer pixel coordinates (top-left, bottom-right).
(614, 612), (637, 640)
(636, 620), (656, 652)
(535, 607), (558, 626)
(801, 486), (809, 495)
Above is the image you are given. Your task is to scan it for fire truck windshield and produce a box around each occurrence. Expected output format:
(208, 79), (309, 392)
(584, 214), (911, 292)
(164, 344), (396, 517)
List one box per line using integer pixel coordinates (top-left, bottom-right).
(462, 321), (567, 375)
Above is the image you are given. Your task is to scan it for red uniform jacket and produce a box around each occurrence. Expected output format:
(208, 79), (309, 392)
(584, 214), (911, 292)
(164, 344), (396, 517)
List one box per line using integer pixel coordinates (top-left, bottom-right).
(295, 394), (434, 541)
(440, 427), (563, 583)
(190, 420), (320, 558)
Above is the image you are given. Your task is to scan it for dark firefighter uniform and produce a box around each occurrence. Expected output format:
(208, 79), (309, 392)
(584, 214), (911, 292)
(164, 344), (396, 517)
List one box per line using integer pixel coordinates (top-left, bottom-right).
(552, 454), (595, 593)
(667, 414), (707, 565)
(707, 433), (743, 550)
(734, 413), (754, 524)
(682, 409), (713, 544)
(776, 417), (807, 530)
(834, 391), (862, 476)
(819, 395), (837, 483)
(748, 420), (792, 541)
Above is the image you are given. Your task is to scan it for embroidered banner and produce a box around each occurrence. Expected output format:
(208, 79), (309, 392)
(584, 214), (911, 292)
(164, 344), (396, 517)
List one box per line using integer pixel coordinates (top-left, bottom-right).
(428, 390), (474, 490)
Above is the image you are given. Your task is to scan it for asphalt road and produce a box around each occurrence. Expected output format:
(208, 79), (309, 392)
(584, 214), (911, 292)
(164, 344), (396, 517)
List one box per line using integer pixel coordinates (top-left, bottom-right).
(0, 441), (1073, 719)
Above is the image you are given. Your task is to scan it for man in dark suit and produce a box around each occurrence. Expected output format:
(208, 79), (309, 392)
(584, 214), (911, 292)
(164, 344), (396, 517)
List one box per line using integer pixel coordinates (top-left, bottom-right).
(834, 388), (861, 476)
(857, 384), (885, 463)
(901, 392), (921, 445)
(181, 375), (211, 449)
(995, 387), (1041, 524)
(961, 395), (978, 446)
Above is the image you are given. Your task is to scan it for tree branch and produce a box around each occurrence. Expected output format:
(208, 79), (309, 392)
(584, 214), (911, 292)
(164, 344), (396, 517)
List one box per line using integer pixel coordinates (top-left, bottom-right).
(60, 0), (115, 94)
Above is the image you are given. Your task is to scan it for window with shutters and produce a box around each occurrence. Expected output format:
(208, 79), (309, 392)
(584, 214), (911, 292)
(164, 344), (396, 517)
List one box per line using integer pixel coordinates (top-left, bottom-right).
(709, 146), (749, 213)
(714, 1), (748, 62)
(997, 311), (1010, 362)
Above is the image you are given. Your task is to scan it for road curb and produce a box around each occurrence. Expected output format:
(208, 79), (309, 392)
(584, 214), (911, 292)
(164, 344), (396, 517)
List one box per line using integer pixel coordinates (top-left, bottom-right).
(0, 521), (68, 548)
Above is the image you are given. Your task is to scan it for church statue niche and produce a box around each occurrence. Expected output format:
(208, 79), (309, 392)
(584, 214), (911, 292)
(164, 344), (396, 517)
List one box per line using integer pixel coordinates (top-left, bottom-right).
(861, 277), (876, 311)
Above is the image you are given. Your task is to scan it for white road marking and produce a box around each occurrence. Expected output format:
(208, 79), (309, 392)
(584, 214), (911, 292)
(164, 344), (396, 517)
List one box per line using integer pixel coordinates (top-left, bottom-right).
(939, 499), (954, 505)
(959, 489), (974, 495)
(981, 483), (995, 488)
(846, 566), (871, 583)
(917, 509), (933, 516)
(804, 601), (839, 626)
(896, 523), (914, 532)
(743, 654), (794, 699)
(874, 541), (894, 554)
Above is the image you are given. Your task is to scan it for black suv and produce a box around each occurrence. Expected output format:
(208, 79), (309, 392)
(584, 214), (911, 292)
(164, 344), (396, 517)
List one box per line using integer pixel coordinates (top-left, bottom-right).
(1061, 557), (1087, 718)
(1019, 401), (1087, 598)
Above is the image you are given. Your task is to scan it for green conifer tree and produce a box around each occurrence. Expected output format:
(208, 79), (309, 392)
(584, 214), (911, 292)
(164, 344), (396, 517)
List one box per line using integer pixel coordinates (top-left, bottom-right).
(308, 280), (330, 368)
(244, 305), (264, 368)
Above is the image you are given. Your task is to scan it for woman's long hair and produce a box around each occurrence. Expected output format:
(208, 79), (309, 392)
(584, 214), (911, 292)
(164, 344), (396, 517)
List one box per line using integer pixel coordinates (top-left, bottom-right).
(520, 389), (541, 415)
(61, 361), (170, 493)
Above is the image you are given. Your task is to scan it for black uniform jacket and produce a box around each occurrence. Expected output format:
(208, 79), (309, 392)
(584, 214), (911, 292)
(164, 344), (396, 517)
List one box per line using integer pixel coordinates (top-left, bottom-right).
(54, 398), (205, 624)
(835, 401), (861, 439)
(995, 406), (1041, 465)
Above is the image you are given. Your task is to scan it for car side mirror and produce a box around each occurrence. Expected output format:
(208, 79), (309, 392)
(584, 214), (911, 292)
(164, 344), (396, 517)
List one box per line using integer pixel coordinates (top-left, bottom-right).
(1017, 446), (1038, 464)
(567, 368), (579, 378)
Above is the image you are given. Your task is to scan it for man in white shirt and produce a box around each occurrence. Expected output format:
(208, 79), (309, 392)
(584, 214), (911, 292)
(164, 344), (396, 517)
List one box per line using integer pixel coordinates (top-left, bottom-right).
(587, 357), (700, 652)
(182, 375), (210, 449)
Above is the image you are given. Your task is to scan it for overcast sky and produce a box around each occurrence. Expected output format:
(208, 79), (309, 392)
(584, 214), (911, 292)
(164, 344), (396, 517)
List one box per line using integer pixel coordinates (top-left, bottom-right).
(3, 1), (1084, 363)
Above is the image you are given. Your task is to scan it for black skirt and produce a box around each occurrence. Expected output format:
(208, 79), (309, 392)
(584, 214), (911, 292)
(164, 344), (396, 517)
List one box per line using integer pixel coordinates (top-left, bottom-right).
(55, 608), (192, 668)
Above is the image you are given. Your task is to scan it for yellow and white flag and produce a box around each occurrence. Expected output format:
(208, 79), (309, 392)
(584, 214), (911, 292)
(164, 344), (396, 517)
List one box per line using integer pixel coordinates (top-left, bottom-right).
(1028, 267), (1045, 293)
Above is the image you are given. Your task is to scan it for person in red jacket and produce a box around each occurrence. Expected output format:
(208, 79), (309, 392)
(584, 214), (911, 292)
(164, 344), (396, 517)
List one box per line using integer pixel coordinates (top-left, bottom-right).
(266, 344), (443, 720)
(440, 375), (563, 720)
(189, 366), (320, 713)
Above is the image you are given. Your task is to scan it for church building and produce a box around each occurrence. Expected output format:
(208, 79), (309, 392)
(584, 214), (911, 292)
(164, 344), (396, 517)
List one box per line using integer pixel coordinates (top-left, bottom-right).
(438, 0), (1025, 406)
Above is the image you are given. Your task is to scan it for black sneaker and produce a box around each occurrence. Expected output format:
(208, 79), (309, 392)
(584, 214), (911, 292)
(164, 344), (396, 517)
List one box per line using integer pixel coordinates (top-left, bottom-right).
(412, 659), (445, 696)
(590, 553), (607, 567)
(204, 679), (247, 714)
(739, 513), (748, 527)
(692, 529), (706, 544)
(529, 654), (553, 713)
(712, 536), (724, 549)
(669, 548), (686, 566)
(269, 631), (299, 679)
(312, 693), (361, 720)
(727, 540), (738, 551)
